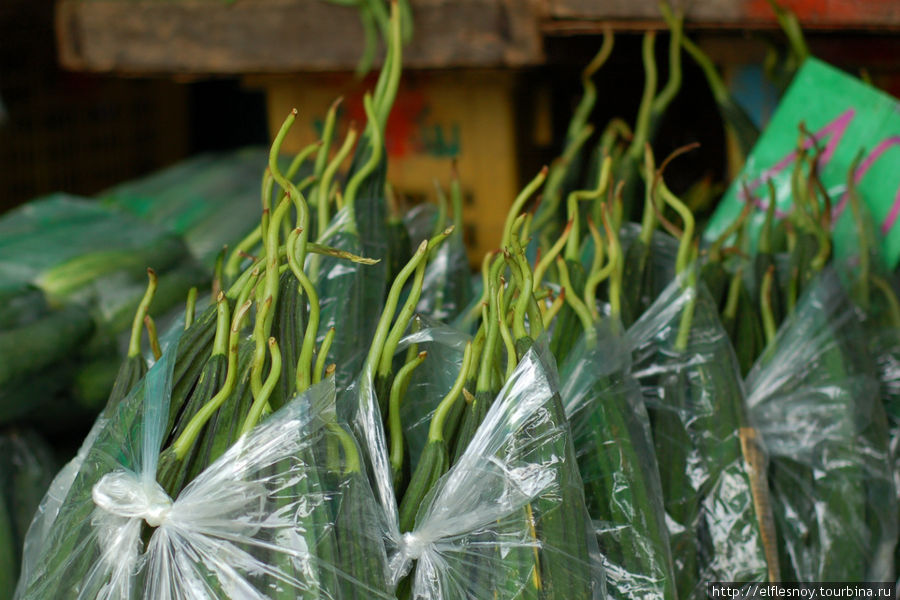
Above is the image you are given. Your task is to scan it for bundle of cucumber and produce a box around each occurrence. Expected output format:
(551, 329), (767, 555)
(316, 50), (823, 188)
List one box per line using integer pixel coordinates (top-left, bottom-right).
(10, 0), (900, 595)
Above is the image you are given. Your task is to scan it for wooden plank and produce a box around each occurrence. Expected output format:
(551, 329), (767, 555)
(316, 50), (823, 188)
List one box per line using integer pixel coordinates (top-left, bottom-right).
(55, 0), (544, 74)
(546, 0), (900, 30)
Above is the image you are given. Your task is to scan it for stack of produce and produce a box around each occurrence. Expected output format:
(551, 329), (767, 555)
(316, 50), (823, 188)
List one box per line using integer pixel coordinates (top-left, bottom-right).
(5, 0), (900, 596)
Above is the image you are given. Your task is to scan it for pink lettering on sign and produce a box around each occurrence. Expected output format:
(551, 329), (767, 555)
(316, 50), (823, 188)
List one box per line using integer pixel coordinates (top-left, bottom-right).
(739, 109), (855, 216)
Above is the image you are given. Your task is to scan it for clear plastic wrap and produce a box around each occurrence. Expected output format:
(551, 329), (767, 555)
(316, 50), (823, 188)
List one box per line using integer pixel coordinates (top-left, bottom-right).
(0, 194), (187, 297)
(16, 322), (393, 599)
(345, 338), (604, 599)
(626, 270), (772, 597)
(560, 321), (676, 599)
(395, 316), (469, 470)
(415, 230), (474, 323)
(0, 428), (56, 590)
(314, 206), (384, 391)
(745, 268), (898, 581)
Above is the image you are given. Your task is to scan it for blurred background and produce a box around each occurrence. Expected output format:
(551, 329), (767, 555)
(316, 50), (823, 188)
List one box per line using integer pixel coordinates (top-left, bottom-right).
(3, 0), (899, 257)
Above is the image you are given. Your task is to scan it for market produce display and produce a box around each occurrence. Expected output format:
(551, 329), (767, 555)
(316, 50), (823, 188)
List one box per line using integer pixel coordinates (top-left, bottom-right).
(2, 0), (900, 597)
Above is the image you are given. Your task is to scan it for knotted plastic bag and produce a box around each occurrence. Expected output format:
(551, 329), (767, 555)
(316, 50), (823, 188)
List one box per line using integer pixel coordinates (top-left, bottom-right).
(560, 320), (676, 599)
(627, 269), (772, 597)
(346, 337), (604, 599)
(16, 322), (392, 599)
(746, 268), (898, 581)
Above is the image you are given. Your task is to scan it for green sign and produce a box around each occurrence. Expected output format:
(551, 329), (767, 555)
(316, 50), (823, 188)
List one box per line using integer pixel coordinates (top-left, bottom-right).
(706, 58), (900, 267)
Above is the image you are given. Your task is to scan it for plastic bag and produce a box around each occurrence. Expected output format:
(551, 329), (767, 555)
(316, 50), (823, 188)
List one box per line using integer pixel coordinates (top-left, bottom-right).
(415, 230), (474, 323)
(627, 270), (772, 597)
(346, 337), (603, 599)
(395, 316), (470, 470)
(0, 429), (56, 599)
(560, 321), (676, 599)
(16, 322), (393, 599)
(0, 195), (188, 300)
(101, 148), (270, 267)
(0, 194), (201, 358)
(745, 268), (898, 581)
(314, 206), (386, 391)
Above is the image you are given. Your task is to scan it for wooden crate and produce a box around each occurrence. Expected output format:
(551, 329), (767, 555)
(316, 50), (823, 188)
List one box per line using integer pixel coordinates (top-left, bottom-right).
(544, 0), (900, 31)
(55, 0), (544, 74)
(262, 70), (523, 264)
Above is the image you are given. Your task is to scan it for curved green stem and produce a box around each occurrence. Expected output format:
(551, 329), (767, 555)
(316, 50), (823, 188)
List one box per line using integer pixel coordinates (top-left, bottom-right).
(363, 240), (430, 381)
(241, 337), (282, 436)
(328, 422), (361, 474)
(557, 257), (597, 348)
(628, 32), (658, 162)
(564, 156), (611, 261)
(583, 218), (606, 311)
(502, 167), (548, 249)
(532, 219), (573, 291)
(379, 227), (453, 377)
(225, 225), (262, 283)
(314, 327), (335, 385)
(639, 144), (658, 245)
(287, 228), (321, 393)
(568, 28), (614, 142)
(542, 288), (565, 332)
(128, 268), (157, 358)
(497, 283), (517, 380)
(143, 315), (161, 361)
(709, 202), (751, 262)
(674, 268), (698, 352)
(211, 291), (231, 357)
(428, 342), (474, 442)
(285, 140), (322, 184)
(375, 1), (403, 131)
(760, 266), (777, 345)
(653, 3), (683, 115)
(184, 287), (198, 330)
(313, 97), (343, 181)
(659, 183), (695, 274)
(389, 350), (427, 480)
(172, 299), (252, 460)
(317, 124), (359, 238)
(432, 181), (449, 239)
(344, 94), (382, 213)
(533, 128), (592, 235)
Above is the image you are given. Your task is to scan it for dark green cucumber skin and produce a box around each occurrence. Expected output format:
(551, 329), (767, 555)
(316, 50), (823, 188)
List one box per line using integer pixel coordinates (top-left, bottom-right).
(165, 304), (218, 438)
(451, 390), (493, 465)
(157, 353), (227, 498)
(789, 231), (819, 299)
(531, 392), (594, 600)
(637, 288), (768, 597)
(0, 286), (48, 330)
(573, 372), (676, 600)
(387, 219), (412, 285)
(550, 259), (586, 367)
(271, 269), (306, 411)
(765, 311), (887, 582)
(333, 469), (392, 599)
(106, 355), (148, 412)
(621, 239), (653, 328)
(0, 304), (94, 389)
(0, 493), (15, 598)
(398, 439), (447, 534)
(700, 261), (728, 313)
(722, 281), (765, 377)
